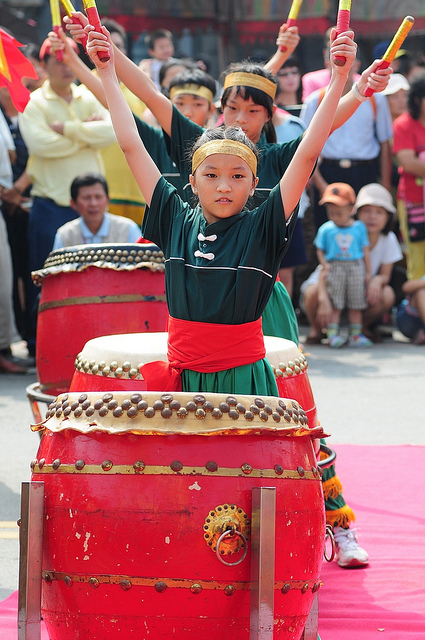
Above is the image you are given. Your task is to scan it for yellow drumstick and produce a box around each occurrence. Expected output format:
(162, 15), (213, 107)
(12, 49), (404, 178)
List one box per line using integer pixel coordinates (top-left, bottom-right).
(59, 0), (88, 49)
(364, 16), (414, 97)
(49, 0), (64, 61)
(279, 0), (303, 52)
(334, 0), (352, 66)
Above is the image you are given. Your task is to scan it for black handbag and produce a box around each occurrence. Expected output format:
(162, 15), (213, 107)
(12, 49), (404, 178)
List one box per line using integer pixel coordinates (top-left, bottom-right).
(406, 197), (425, 243)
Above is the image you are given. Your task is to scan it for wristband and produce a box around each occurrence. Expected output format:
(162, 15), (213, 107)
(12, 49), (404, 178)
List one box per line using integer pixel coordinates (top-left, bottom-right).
(13, 184), (23, 195)
(352, 82), (367, 103)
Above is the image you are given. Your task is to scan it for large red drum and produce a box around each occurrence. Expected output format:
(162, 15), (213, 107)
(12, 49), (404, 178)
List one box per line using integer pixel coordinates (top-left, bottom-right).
(31, 391), (325, 639)
(70, 334), (317, 428)
(32, 244), (167, 397)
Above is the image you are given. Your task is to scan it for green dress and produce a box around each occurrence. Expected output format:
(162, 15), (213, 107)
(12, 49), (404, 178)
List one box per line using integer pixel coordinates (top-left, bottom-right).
(163, 106), (302, 342)
(163, 110), (348, 534)
(142, 177), (296, 395)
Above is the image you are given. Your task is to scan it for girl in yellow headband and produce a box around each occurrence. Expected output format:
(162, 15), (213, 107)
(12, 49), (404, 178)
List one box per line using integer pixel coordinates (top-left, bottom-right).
(65, 13), (392, 344)
(85, 24), (358, 396)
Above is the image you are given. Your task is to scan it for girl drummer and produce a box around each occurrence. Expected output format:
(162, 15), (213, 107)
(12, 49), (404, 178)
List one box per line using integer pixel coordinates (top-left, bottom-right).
(65, 14), (391, 345)
(85, 24), (358, 396)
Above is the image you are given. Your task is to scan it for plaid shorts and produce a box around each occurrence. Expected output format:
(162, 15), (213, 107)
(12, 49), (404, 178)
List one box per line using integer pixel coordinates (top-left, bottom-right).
(326, 260), (367, 310)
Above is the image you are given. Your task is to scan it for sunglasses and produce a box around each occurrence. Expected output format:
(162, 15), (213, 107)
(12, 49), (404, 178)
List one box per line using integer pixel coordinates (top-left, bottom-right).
(277, 70), (300, 78)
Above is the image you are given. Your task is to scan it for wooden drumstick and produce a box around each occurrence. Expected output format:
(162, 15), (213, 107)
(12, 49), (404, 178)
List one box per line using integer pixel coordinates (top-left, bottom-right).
(279, 0), (303, 52)
(81, 0), (110, 62)
(59, 0), (88, 51)
(364, 16), (414, 97)
(333, 0), (352, 67)
(49, 0), (64, 62)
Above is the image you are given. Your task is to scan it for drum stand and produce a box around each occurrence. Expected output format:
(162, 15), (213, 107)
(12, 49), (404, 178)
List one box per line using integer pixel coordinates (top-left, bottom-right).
(249, 445), (335, 639)
(26, 382), (55, 425)
(18, 482), (44, 640)
(17, 447), (335, 640)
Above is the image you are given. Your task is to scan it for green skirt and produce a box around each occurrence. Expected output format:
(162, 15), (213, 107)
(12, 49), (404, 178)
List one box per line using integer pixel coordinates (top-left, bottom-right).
(181, 358), (279, 396)
(262, 280), (299, 342)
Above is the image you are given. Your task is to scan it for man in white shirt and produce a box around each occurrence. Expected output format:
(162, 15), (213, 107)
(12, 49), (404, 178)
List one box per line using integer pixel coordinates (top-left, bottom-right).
(19, 37), (117, 354)
(0, 110), (27, 372)
(301, 55), (393, 230)
(53, 173), (140, 249)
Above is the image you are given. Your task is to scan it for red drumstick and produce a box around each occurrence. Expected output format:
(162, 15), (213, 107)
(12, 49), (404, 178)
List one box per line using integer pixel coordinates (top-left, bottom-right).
(81, 0), (110, 62)
(49, 0), (64, 62)
(279, 0), (303, 52)
(334, 0), (352, 66)
(364, 16), (414, 97)
(59, 0), (88, 51)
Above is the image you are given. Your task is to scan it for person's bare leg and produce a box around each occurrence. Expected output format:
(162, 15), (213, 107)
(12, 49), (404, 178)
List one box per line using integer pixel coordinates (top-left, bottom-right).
(303, 283), (321, 339)
(278, 267), (293, 299)
(362, 285), (395, 338)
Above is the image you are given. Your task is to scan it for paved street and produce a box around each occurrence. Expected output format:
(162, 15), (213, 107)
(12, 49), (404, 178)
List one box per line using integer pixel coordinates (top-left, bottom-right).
(1, 330), (424, 601)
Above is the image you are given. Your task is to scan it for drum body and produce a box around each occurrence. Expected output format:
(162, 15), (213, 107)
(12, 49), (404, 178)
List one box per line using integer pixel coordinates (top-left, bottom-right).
(33, 244), (167, 396)
(70, 334), (318, 430)
(265, 336), (318, 429)
(31, 391), (325, 640)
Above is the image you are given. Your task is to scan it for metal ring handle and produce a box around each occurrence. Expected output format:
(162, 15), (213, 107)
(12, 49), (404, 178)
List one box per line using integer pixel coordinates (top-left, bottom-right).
(318, 444), (337, 469)
(324, 524), (336, 562)
(215, 529), (248, 566)
(26, 382), (56, 425)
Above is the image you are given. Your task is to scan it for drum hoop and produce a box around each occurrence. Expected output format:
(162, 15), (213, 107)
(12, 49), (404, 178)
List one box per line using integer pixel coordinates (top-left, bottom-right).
(31, 391), (328, 438)
(32, 243), (165, 285)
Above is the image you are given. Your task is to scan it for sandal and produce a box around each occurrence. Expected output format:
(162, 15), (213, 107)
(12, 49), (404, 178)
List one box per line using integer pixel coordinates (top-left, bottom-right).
(305, 335), (323, 345)
(348, 334), (373, 348)
(329, 335), (346, 349)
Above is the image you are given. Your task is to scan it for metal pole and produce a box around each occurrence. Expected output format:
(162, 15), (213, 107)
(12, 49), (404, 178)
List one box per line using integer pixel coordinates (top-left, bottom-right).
(18, 481), (44, 640)
(250, 487), (276, 639)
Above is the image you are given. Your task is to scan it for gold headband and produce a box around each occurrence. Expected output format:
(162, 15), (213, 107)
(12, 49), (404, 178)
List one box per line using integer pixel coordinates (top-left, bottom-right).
(223, 71), (277, 100)
(192, 140), (257, 176)
(169, 84), (214, 103)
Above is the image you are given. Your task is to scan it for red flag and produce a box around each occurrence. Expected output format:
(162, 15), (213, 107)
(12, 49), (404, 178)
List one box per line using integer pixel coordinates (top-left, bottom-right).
(0, 29), (39, 112)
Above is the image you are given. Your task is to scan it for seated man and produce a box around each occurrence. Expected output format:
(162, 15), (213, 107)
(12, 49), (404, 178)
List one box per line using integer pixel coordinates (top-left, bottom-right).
(53, 173), (140, 249)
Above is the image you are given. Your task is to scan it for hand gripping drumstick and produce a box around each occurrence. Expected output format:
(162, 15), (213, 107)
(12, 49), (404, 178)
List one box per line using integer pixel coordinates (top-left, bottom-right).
(81, 0), (110, 62)
(49, 0), (64, 61)
(279, 0), (303, 52)
(364, 16), (415, 97)
(59, 0), (88, 51)
(333, 0), (352, 66)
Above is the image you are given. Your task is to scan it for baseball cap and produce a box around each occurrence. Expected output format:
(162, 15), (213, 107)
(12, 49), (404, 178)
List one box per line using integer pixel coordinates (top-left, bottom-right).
(373, 41), (390, 61)
(39, 36), (79, 61)
(353, 183), (396, 215)
(382, 73), (410, 96)
(319, 183), (356, 207)
(394, 49), (411, 60)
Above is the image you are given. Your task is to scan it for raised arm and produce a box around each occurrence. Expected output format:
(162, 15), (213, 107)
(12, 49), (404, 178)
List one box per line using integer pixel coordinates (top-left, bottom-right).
(331, 59), (392, 132)
(49, 27), (108, 108)
(280, 29), (356, 218)
(64, 12), (173, 135)
(86, 26), (161, 205)
(264, 24), (300, 76)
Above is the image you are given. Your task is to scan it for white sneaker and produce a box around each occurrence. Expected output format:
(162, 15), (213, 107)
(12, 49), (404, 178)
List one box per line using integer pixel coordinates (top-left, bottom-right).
(333, 526), (369, 568)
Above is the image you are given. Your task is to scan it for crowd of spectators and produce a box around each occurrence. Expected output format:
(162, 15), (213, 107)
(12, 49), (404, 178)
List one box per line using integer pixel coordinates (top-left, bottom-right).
(1, 18), (425, 376)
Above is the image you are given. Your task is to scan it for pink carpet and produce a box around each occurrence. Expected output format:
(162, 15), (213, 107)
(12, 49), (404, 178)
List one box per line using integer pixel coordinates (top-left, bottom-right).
(1, 445), (424, 639)
(319, 444), (425, 639)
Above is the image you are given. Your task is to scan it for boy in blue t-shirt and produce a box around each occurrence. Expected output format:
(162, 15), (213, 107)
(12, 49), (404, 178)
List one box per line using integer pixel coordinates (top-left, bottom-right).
(314, 182), (372, 348)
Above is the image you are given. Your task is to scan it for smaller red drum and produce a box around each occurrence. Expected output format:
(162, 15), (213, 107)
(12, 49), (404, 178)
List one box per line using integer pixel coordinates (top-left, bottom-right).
(32, 244), (167, 397)
(31, 390), (326, 640)
(70, 332), (167, 392)
(263, 336), (318, 429)
(71, 335), (318, 429)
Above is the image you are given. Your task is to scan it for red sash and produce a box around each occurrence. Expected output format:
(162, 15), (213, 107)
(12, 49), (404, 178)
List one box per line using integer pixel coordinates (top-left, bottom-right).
(140, 316), (266, 391)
